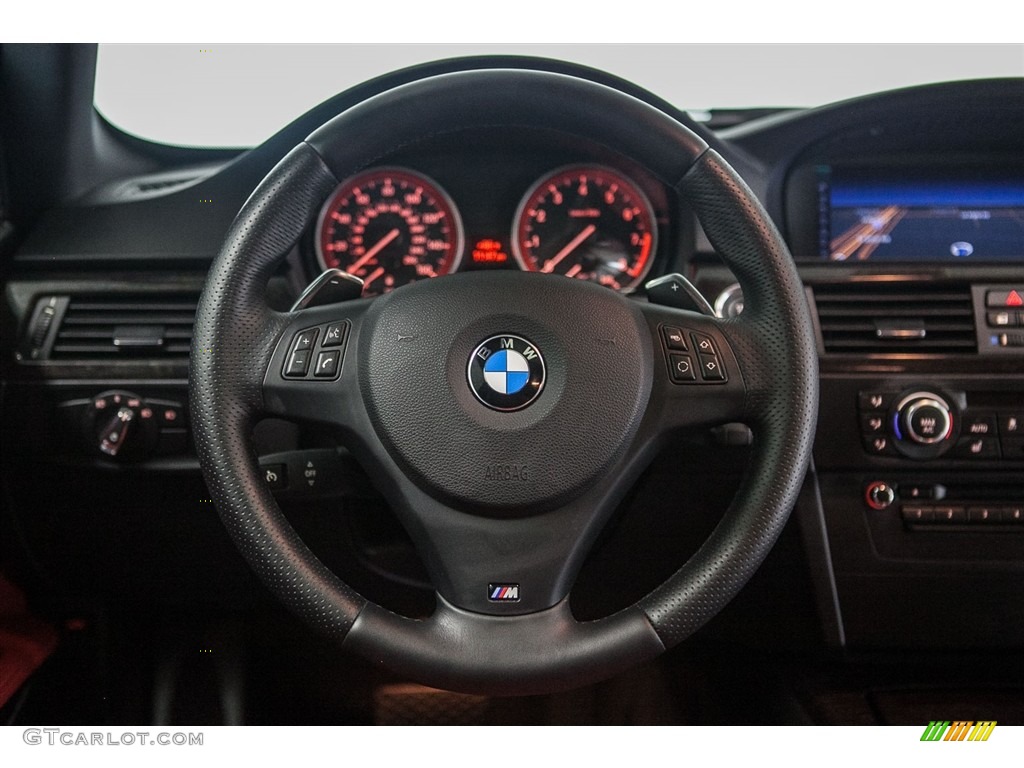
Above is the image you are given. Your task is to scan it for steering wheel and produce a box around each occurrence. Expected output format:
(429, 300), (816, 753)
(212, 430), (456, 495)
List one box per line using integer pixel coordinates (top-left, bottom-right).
(190, 69), (818, 696)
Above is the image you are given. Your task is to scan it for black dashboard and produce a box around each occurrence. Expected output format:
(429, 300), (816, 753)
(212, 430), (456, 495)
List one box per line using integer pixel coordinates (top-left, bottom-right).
(2, 50), (1022, 678)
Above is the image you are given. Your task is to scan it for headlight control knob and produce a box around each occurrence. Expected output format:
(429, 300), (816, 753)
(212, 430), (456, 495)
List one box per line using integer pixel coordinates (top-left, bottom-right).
(87, 391), (159, 460)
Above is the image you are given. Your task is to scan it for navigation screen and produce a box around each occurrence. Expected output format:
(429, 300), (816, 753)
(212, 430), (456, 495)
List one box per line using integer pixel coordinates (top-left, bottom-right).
(820, 169), (1024, 262)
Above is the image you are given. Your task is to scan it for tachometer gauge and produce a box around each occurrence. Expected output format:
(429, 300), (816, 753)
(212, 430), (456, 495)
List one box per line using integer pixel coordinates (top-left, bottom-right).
(315, 168), (464, 295)
(512, 166), (657, 292)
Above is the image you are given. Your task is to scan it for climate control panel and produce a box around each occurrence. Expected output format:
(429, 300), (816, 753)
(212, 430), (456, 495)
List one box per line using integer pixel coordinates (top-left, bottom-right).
(858, 386), (1022, 461)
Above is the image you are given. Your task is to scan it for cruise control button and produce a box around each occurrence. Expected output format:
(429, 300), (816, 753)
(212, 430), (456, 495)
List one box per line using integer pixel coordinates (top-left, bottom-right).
(284, 349), (311, 377)
(699, 355), (725, 381)
(322, 323), (346, 347)
(261, 463), (287, 490)
(668, 354), (696, 382)
(691, 332), (716, 356)
(661, 326), (687, 351)
(313, 350), (341, 378)
(292, 329), (318, 351)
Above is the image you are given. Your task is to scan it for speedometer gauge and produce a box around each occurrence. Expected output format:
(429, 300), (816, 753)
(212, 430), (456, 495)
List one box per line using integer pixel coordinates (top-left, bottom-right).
(512, 166), (657, 292)
(315, 168), (464, 295)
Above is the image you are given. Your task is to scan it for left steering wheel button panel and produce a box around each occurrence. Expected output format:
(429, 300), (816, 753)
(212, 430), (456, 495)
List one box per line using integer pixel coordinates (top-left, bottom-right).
(282, 323), (348, 380)
(292, 329), (318, 351)
(284, 349), (312, 377)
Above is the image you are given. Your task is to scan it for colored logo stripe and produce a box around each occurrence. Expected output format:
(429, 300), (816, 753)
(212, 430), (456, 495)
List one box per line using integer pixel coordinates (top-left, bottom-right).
(920, 721), (996, 742)
(921, 721), (950, 741)
(488, 584), (520, 600)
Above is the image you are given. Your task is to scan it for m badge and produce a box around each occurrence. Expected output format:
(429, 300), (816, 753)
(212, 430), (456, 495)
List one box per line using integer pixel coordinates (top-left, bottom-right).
(488, 583), (521, 602)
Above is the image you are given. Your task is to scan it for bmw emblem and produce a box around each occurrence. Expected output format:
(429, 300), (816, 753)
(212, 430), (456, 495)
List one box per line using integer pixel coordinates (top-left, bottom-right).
(467, 335), (546, 411)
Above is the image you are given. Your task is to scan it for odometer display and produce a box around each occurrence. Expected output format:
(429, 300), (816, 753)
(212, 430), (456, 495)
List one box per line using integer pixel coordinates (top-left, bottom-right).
(315, 168), (463, 295)
(513, 166), (657, 292)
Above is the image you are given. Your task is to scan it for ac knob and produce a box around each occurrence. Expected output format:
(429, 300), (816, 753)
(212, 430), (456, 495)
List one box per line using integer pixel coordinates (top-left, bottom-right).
(895, 392), (953, 446)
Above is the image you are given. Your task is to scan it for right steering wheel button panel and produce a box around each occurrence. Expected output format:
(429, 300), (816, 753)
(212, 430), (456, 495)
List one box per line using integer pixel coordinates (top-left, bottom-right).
(660, 324), (727, 383)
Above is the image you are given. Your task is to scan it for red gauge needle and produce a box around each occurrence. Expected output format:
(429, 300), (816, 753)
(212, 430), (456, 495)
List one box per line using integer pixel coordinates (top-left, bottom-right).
(362, 266), (386, 291)
(347, 228), (400, 274)
(541, 224), (597, 274)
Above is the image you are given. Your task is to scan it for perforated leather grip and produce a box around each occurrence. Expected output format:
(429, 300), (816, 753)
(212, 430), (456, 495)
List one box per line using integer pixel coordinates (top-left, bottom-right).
(637, 150), (818, 646)
(190, 144), (367, 639)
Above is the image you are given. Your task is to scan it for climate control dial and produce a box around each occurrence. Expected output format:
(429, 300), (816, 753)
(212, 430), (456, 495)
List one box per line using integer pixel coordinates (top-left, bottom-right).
(892, 391), (957, 459)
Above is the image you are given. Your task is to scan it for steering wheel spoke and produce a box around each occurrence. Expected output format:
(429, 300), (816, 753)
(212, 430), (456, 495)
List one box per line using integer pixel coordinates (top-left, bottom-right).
(640, 304), (750, 433)
(261, 302), (369, 428)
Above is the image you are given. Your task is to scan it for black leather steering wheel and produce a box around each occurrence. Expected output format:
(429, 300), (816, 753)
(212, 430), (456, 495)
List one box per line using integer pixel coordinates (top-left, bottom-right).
(190, 69), (818, 696)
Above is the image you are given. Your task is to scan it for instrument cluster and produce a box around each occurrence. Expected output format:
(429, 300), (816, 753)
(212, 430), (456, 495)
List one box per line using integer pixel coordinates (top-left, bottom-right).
(311, 140), (673, 296)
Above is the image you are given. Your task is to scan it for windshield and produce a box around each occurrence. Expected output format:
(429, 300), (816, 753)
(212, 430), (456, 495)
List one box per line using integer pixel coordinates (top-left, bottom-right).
(94, 43), (1024, 149)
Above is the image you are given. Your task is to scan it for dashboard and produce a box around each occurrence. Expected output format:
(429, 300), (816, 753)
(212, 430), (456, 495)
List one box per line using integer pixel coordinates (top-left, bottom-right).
(2, 51), (1023, 713)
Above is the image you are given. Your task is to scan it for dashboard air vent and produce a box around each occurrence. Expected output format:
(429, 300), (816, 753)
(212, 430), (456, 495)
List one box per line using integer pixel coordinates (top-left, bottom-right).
(812, 283), (976, 355)
(49, 294), (198, 360)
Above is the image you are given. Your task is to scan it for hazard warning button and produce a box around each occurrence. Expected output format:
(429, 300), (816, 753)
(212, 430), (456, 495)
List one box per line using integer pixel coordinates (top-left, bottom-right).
(986, 289), (1024, 308)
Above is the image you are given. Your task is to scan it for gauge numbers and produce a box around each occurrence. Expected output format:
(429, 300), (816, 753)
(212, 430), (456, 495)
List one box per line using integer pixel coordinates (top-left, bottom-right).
(316, 168), (463, 295)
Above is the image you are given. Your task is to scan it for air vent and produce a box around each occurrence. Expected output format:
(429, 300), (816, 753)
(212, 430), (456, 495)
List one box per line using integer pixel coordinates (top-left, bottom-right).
(49, 294), (198, 360)
(135, 177), (196, 194)
(812, 283), (977, 355)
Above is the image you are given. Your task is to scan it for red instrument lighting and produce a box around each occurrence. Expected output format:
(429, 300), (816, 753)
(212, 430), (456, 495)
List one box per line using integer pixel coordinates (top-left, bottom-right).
(472, 239), (509, 263)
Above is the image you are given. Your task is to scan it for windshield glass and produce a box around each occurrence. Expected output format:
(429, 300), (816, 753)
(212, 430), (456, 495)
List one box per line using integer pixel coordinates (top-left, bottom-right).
(94, 44), (1024, 148)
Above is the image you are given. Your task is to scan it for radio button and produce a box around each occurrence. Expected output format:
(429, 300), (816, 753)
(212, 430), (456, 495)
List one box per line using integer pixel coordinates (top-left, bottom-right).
(933, 506), (966, 524)
(901, 505), (933, 523)
(968, 507), (997, 524)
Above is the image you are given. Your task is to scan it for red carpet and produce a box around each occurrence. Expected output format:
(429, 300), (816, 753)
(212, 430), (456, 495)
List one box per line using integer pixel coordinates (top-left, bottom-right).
(0, 574), (58, 707)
